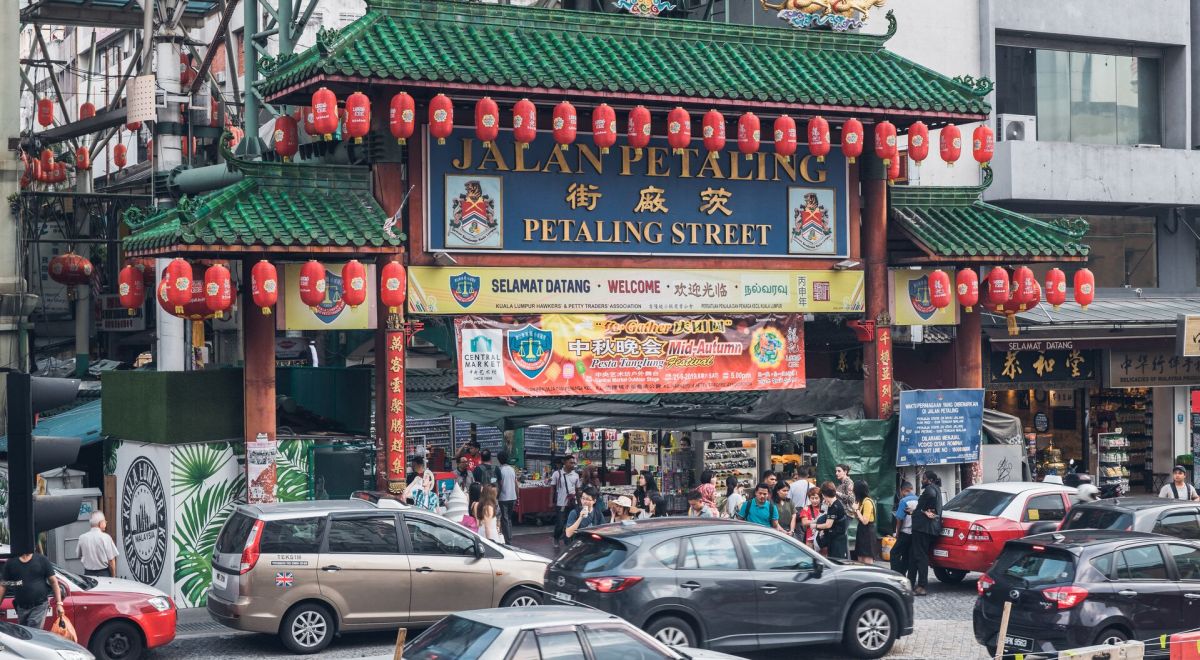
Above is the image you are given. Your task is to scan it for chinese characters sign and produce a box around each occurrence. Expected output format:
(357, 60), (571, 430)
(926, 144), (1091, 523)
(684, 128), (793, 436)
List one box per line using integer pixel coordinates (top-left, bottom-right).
(988, 349), (1098, 387)
(876, 327), (894, 418)
(425, 128), (849, 258)
(408, 266), (863, 315)
(897, 389), (984, 467)
(455, 314), (805, 397)
(385, 331), (407, 493)
(1106, 350), (1200, 387)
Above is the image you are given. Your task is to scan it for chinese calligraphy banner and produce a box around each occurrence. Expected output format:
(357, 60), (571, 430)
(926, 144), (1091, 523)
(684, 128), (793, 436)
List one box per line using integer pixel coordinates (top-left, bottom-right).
(1105, 350), (1200, 387)
(455, 313), (805, 398)
(409, 266), (863, 315)
(897, 389), (984, 467)
(385, 330), (407, 493)
(424, 128), (849, 258)
(889, 268), (959, 326)
(987, 349), (1099, 388)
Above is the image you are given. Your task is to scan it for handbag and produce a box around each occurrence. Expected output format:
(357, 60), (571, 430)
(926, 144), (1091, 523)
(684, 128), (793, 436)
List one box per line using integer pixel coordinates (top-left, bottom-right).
(51, 614), (77, 643)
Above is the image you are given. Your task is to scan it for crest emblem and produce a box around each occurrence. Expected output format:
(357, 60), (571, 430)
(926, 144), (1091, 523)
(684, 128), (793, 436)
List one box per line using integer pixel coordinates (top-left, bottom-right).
(508, 324), (553, 380)
(908, 274), (937, 320)
(792, 191), (832, 251)
(312, 268), (347, 324)
(450, 272), (481, 308)
(447, 177), (501, 248)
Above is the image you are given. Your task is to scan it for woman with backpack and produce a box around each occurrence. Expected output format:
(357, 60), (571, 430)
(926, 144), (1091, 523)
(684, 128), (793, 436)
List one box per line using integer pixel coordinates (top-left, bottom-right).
(852, 480), (877, 565)
(813, 481), (850, 559)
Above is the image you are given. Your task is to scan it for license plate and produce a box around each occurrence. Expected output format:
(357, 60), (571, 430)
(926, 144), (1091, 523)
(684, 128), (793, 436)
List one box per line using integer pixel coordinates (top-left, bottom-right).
(941, 528), (955, 537)
(212, 569), (228, 589)
(932, 549), (949, 558)
(1004, 635), (1034, 651)
(553, 591), (573, 603)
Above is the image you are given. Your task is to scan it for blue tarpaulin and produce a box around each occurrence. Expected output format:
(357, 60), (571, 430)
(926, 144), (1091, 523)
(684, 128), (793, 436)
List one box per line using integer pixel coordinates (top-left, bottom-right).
(0, 399), (103, 453)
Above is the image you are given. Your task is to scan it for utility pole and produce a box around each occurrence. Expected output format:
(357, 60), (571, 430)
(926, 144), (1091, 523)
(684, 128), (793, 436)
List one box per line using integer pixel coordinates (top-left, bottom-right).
(1, 0), (28, 434)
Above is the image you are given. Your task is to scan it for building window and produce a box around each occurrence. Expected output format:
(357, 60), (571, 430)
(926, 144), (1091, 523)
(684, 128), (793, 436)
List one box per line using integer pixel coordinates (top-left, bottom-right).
(997, 46), (1161, 146)
(1029, 214), (1156, 288)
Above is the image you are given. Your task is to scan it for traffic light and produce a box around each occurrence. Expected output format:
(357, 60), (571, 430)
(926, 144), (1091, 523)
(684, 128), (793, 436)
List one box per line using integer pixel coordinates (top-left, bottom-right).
(5, 372), (82, 555)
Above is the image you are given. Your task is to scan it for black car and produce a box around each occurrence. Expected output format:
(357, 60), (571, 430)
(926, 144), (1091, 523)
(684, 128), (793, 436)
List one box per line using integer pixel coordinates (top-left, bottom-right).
(1060, 496), (1200, 539)
(543, 518), (914, 658)
(974, 530), (1200, 656)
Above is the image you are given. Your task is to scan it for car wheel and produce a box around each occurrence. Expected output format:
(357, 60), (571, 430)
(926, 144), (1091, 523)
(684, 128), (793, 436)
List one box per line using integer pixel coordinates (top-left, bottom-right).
(89, 620), (144, 660)
(501, 587), (542, 608)
(280, 603), (335, 654)
(933, 567), (968, 584)
(842, 598), (897, 659)
(645, 616), (698, 648)
(1094, 627), (1129, 647)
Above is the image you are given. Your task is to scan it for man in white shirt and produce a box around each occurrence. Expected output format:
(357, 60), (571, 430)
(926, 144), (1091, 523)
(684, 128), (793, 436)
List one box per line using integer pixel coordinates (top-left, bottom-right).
(550, 456), (580, 550)
(1159, 465), (1200, 501)
(789, 466), (811, 510)
(497, 451), (519, 544)
(79, 512), (119, 577)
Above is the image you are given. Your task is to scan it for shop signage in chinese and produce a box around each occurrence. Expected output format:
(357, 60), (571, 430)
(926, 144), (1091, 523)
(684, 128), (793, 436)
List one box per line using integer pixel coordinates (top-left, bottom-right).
(278, 262), (377, 331)
(876, 328), (894, 417)
(988, 349), (1099, 388)
(1105, 350), (1200, 388)
(1178, 315), (1200, 357)
(889, 268), (959, 327)
(425, 128), (849, 258)
(897, 389), (984, 467)
(97, 294), (146, 332)
(408, 266), (863, 315)
(455, 313), (804, 397)
(385, 331), (407, 493)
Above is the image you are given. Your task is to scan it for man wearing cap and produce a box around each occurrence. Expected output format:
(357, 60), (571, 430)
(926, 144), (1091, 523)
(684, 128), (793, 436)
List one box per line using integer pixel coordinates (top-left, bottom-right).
(1159, 465), (1200, 501)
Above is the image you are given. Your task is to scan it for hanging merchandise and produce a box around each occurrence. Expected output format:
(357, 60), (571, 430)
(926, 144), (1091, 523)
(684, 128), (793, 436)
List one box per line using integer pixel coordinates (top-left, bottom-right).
(737, 112), (760, 159)
(118, 264), (146, 315)
(702, 109), (726, 153)
(985, 266), (1010, 311)
(475, 97), (499, 147)
(874, 120), (897, 165)
(79, 102), (95, 120)
(807, 115), (830, 162)
(908, 121), (929, 163)
(940, 124), (962, 164)
(273, 115), (299, 161)
(928, 269), (952, 309)
(592, 103), (617, 153)
(164, 258), (193, 315)
(48, 253), (93, 286)
(627, 105), (651, 154)
(113, 143), (127, 169)
(553, 101), (578, 150)
(956, 268), (979, 312)
(390, 93), (415, 144)
(341, 259), (367, 308)
(1013, 266), (1037, 311)
(1074, 269), (1095, 310)
(841, 118), (863, 163)
(37, 98), (53, 127)
(973, 123), (995, 166)
(204, 264), (234, 317)
(380, 260), (407, 313)
(344, 91), (371, 143)
(429, 94), (455, 144)
(773, 115), (797, 157)
(74, 146), (90, 171)
(311, 87), (339, 141)
(298, 260), (327, 309)
(1045, 268), (1067, 310)
(251, 260), (279, 314)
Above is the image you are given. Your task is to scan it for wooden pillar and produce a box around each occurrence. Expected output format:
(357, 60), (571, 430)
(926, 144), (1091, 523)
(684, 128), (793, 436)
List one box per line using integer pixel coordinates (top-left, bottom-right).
(242, 258), (277, 503)
(848, 160), (862, 260)
(957, 307), (983, 388)
(862, 155), (891, 419)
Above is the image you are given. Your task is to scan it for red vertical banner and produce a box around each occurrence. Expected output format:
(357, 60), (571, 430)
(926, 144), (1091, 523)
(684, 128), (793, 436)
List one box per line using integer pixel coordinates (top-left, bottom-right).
(876, 327), (894, 418)
(385, 329), (407, 494)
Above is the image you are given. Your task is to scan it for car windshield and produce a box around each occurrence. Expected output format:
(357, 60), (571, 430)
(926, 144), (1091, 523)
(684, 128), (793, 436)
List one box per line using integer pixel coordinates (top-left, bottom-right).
(404, 615), (502, 660)
(944, 489), (1016, 516)
(557, 535), (628, 573)
(1061, 507), (1133, 531)
(55, 567), (98, 591)
(994, 546), (1076, 588)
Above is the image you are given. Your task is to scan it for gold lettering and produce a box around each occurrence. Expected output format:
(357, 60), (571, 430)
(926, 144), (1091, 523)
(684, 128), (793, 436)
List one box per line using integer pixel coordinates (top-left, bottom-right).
(699, 187), (733, 216)
(800, 155), (828, 183)
(620, 147), (644, 176)
(633, 186), (669, 214)
(644, 221), (663, 244)
(524, 219), (540, 242)
(742, 224), (756, 245)
(576, 144), (603, 175)
(451, 138), (474, 170)
(757, 224), (771, 244)
(478, 141), (510, 171)
(689, 223), (702, 244)
(704, 223), (720, 245)
(728, 152), (752, 181)
(541, 220), (557, 242)
(646, 147), (670, 177)
(514, 145), (542, 172)
(670, 223), (687, 245)
(773, 154), (797, 182)
(596, 220), (615, 243)
(542, 146), (572, 174)
(574, 220), (594, 243)
(679, 148), (699, 178)
(621, 221), (642, 244)
(697, 152), (725, 179)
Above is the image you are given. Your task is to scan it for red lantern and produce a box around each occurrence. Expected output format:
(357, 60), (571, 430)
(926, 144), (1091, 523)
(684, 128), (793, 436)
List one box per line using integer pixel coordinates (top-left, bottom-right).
(627, 106), (651, 153)
(311, 87), (339, 141)
(19, 174), (28, 189)
(702, 109), (725, 153)
(344, 91), (371, 144)
(1013, 266), (1037, 310)
(940, 124), (962, 164)
(985, 266), (1010, 310)
(928, 269), (952, 309)
(273, 115), (299, 162)
(389, 93), (415, 145)
(126, 120), (142, 132)
(79, 102), (95, 120)
(204, 263), (234, 317)
(774, 115), (797, 157)
(807, 116), (830, 162)
(908, 121), (930, 164)
(956, 269), (979, 312)
(429, 94), (455, 145)
(113, 143), (127, 169)
(52, 162), (67, 184)
(341, 259), (367, 309)
(874, 120), (898, 165)
(665, 107), (690, 155)
(1044, 268), (1067, 310)
(75, 146), (90, 171)
(592, 103), (617, 154)
(302, 107), (318, 137)
(48, 253), (93, 286)
(737, 112), (761, 159)
(251, 260), (279, 314)
(553, 101), (578, 151)
(226, 127), (244, 150)
(211, 97), (221, 128)
(298, 260), (327, 309)
(474, 97), (499, 147)
(40, 149), (53, 173)
(887, 155), (900, 183)
(512, 98), (537, 146)
(37, 98), (53, 127)
(380, 260), (407, 314)
(161, 275), (216, 321)
(164, 258), (193, 315)
(31, 159), (41, 184)
(972, 123), (995, 166)
(118, 264), (146, 315)
(1074, 269), (1095, 310)
(841, 118), (864, 163)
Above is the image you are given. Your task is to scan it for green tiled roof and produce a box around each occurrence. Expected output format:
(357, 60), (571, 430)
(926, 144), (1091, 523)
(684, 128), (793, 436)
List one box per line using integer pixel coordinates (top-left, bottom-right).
(123, 153), (402, 255)
(259, 0), (990, 118)
(890, 170), (1089, 261)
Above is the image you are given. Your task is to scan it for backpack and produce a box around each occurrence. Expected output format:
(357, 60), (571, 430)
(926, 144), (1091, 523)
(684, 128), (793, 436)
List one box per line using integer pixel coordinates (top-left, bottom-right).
(739, 499), (777, 523)
(477, 463), (499, 486)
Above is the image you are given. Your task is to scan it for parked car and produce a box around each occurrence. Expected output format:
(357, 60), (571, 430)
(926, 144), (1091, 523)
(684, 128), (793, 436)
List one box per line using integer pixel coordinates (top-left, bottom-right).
(974, 530), (1200, 656)
(1056, 496), (1200, 539)
(0, 621), (93, 660)
(0, 548), (176, 660)
(544, 518), (913, 658)
(400, 607), (744, 660)
(930, 482), (1075, 583)
(206, 499), (548, 654)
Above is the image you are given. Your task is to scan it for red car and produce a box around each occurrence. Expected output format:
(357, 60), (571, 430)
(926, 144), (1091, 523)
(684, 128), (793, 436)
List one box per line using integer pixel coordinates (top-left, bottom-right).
(928, 482), (1075, 584)
(0, 551), (176, 660)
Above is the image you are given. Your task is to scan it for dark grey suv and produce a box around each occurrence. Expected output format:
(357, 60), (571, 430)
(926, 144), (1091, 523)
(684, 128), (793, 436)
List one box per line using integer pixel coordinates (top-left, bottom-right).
(544, 518), (913, 658)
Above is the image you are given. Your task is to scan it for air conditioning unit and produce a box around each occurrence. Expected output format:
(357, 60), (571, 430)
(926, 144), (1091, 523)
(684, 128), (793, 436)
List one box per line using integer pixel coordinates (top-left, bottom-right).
(215, 71), (226, 84)
(997, 114), (1036, 142)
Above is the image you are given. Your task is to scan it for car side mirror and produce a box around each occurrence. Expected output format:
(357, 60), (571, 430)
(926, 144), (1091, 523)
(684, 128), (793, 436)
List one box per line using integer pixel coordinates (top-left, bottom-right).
(473, 540), (484, 559)
(811, 561), (824, 578)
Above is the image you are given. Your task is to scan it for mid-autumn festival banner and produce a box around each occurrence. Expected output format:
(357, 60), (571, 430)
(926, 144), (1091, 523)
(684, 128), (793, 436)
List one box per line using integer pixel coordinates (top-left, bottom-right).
(455, 314), (805, 398)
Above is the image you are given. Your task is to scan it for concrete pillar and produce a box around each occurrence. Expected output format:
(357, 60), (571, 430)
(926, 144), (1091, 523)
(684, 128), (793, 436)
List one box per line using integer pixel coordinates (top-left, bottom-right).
(242, 259), (276, 503)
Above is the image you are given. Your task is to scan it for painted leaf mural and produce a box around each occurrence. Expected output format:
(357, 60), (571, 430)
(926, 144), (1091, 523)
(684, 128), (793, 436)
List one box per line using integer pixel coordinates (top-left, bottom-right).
(171, 442), (244, 608)
(276, 438), (312, 502)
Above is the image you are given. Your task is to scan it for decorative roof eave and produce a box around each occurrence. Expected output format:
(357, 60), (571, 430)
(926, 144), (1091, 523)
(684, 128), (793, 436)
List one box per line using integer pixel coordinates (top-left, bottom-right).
(124, 243), (407, 258)
(889, 225), (1090, 265)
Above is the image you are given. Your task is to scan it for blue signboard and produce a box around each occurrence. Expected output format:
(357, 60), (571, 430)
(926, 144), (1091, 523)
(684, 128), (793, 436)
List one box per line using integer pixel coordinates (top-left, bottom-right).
(897, 389), (984, 467)
(424, 128), (848, 258)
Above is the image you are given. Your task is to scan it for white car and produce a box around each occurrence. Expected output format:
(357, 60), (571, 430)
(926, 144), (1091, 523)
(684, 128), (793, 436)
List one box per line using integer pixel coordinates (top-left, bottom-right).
(0, 620), (93, 660)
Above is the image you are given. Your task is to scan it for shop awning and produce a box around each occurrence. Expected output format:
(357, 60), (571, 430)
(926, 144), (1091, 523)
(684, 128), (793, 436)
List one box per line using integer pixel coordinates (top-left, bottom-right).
(122, 146), (402, 257)
(984, 294), (1200, 342)
(890, 170), (1090, 264)
(259, 0), (990, 122)
(0, 399), (103, 453)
